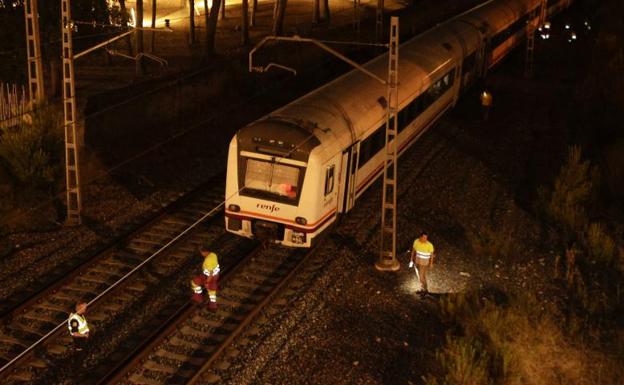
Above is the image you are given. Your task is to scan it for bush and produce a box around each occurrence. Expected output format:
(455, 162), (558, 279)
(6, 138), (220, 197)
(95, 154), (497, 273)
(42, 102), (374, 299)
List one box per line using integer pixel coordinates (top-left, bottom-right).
(585, 222), (616, 266)
(425, 336), (491, 385)
(0, 104), (63, 189)
(467, 226), (514, 260)
(545, 146), (595, 239)
(427, 291), (623, 385)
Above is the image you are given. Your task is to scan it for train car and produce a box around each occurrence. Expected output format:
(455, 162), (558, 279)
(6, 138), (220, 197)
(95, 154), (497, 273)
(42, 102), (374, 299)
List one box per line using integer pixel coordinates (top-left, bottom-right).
(225, 0), (570, 247)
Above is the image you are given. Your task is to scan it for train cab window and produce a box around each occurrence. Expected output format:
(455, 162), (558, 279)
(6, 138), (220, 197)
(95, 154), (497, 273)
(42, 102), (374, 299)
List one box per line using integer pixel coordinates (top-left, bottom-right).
(324, 165), (335, 196)
(243, 158), (301, 202)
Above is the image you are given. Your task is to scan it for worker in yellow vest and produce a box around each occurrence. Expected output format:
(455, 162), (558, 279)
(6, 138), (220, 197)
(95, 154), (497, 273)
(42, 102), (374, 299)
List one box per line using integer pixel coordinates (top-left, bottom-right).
(67, 302), (90, 351)
(409, 231), (435, 294)
(191, 247), (220, 310)
(480, 90), (493, 121)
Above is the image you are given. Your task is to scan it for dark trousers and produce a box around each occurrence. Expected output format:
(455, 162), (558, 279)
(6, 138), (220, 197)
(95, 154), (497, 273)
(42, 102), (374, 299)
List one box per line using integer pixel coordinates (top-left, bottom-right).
(72, 336), (88, 351)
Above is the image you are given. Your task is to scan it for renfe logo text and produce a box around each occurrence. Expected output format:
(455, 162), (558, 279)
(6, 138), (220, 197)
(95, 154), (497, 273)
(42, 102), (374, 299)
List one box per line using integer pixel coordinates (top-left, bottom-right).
(257, 203), (280, 213)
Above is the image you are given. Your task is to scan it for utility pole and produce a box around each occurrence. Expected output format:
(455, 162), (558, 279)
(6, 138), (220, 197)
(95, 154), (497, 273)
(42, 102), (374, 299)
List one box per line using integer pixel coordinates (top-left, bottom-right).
(24, 0), (45, 103)
(376, 16), (399, 271)
(249, 17), (401, 272)
(61, 0), (83, 225)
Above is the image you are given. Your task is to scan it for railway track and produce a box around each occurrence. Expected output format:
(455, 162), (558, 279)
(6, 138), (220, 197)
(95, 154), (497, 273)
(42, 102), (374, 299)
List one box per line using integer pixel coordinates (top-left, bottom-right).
(99, 244), (318, 385)
(0, 119), (456, 385)
(0, 174), (257, 384)
(96, 127), (456, 385)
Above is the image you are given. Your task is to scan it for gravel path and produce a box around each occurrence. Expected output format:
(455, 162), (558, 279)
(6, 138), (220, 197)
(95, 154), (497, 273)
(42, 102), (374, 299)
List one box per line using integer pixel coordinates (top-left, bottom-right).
(198, 18), (582, 384)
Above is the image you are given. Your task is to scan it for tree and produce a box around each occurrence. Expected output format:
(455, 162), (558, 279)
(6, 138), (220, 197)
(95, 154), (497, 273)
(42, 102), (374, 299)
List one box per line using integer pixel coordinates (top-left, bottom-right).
(136, 0), (145, 76)
(189, 0), (196, 45)
(312, 0), (320, 24)
(321, 0), (329, 22)
(119, 0), (133, 54)
(204, 0), (209, 41)
(272, 0), (287, 36)
(241, 0), (249, 45)
(205, 0), (222, 55)
(250, 0), (257, 27)
(151, 0), (157, 52)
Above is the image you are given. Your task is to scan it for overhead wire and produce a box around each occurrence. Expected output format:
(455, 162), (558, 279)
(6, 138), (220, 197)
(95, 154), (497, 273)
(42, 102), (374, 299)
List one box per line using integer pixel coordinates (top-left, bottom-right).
(2, 0), (385, 225)
(0, 7), (395, 373)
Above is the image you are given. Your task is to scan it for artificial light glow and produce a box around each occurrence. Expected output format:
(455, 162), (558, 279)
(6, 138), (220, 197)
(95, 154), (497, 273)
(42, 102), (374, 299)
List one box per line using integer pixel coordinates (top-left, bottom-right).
(129, 7), (136, 27)
(398, 262), (466, 295)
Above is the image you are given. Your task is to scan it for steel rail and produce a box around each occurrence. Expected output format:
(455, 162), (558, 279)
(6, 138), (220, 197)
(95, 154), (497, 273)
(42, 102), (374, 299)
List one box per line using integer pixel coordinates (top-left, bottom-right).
(96, 243), (265, 385)
(0, 171), (224, 323)
(186, 246), (314, 385)
(0, 179), (226, 377)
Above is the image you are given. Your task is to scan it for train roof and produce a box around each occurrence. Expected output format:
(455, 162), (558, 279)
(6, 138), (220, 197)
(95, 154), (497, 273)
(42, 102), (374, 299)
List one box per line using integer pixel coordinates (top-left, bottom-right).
(237, 0), (538, 163)
(237, 119), (321, 162)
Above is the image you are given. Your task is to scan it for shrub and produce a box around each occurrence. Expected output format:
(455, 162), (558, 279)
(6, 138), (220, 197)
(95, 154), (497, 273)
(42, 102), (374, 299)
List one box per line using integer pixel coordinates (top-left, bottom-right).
(467, 226), (513, 260)
(0, 104), (63, 189)
(544, 146), (595, 239)
(427, 292), (616, 385)
(585, 222), (616, 266)
(425, 336), (491, 385)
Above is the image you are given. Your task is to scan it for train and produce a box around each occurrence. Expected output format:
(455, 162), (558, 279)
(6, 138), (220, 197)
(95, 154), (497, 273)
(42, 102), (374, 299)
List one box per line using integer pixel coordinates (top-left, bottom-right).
(224, 0), (572, 247)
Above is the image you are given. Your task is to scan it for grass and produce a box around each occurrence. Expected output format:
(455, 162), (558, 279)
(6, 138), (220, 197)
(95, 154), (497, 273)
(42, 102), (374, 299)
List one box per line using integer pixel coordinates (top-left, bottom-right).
(426, 291), (623, 385)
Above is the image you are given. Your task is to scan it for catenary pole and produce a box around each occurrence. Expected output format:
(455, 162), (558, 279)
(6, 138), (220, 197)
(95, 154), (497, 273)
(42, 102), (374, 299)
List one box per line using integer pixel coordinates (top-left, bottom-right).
(24, 0), (45, 103)
(61, 0), (83, 225)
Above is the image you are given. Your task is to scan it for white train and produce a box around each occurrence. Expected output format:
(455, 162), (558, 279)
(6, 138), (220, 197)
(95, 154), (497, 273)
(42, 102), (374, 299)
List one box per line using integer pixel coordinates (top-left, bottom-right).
(225, 0), (571, 247)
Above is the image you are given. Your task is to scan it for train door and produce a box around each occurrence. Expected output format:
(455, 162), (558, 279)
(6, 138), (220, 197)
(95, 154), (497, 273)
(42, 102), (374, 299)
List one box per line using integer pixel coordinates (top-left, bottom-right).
(338, 142), (359, 213)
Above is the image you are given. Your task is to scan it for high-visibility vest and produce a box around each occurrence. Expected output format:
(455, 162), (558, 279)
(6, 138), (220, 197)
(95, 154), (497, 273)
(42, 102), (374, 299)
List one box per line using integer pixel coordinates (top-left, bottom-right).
(413, 239), (435, 259)
(68, 313), (89, 336)
(202, 252), (220, 276)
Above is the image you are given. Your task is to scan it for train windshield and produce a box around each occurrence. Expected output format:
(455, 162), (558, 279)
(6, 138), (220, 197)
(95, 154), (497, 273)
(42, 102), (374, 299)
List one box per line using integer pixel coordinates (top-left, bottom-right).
(243, 158), (301, 202)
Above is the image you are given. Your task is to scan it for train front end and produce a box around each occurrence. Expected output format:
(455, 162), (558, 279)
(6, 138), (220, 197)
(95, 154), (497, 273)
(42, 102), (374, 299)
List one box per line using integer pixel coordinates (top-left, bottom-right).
(225, 120), (324, 247)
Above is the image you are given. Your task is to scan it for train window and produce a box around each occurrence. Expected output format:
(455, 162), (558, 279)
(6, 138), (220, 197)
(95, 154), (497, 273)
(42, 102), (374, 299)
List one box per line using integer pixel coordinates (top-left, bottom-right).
(243, 158), (300, 201)
(359, 126), (385, 169)
(324, 165), (335, 196)
(398, 109), (409, 132)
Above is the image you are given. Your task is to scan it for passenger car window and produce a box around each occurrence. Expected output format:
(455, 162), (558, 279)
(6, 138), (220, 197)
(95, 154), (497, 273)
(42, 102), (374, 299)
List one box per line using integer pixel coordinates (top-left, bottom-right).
(324, 165), (335, 196)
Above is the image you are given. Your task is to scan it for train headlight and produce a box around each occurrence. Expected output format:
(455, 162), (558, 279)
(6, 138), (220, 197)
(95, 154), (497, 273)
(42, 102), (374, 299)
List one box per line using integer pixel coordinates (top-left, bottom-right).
(295, 217), (307, 225)
(291, 231), (306, 244)
(228, 204), (240, 212)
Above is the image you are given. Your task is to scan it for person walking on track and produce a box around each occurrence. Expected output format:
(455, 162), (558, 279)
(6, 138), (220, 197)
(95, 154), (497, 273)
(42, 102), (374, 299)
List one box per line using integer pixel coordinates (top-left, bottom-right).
(190, 247), (220, 311)
(410, 231), (435, 295)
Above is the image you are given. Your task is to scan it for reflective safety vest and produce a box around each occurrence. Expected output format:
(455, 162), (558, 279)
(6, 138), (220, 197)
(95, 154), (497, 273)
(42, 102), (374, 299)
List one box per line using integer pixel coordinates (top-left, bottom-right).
(202, 252), (220, 276)
(413, 239), (435, 259)
(68, 313), (89, 336)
